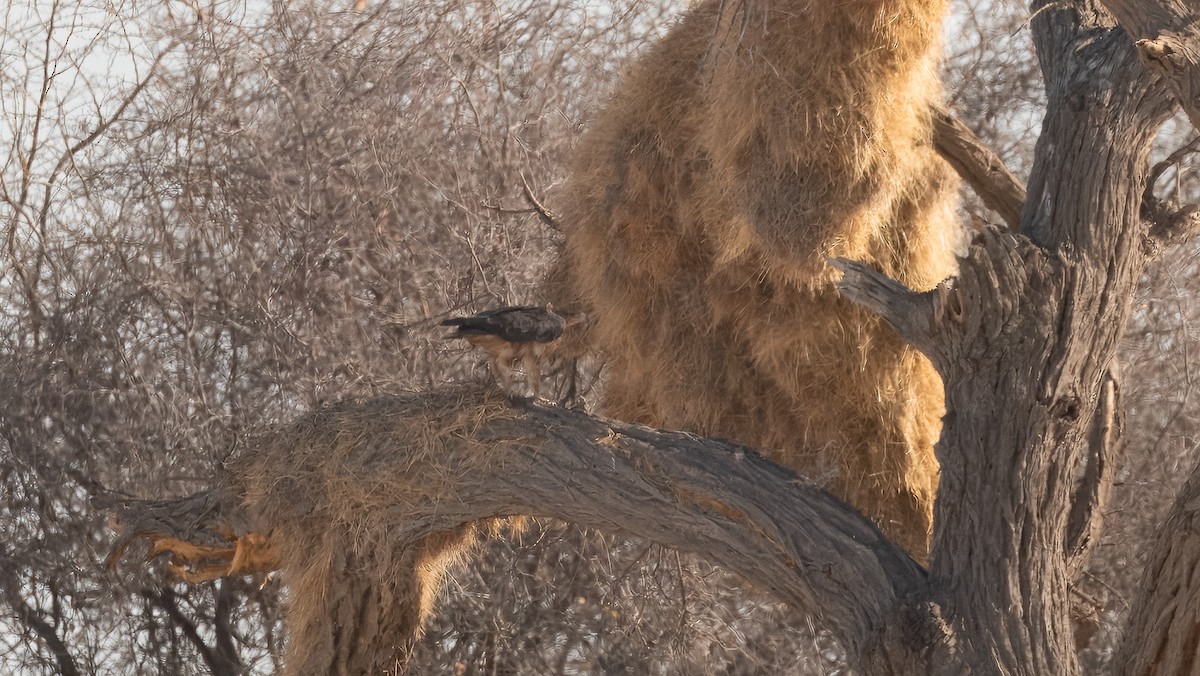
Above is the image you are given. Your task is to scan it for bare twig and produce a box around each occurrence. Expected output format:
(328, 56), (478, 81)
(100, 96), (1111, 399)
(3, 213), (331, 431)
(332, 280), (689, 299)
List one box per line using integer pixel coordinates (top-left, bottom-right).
(520, 174), (559, 229)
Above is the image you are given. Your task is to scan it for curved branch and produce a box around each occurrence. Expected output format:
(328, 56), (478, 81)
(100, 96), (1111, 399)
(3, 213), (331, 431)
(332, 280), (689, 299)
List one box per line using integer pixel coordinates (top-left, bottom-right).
(931, 104), (1027, 231)
(108, 388), (925, 669)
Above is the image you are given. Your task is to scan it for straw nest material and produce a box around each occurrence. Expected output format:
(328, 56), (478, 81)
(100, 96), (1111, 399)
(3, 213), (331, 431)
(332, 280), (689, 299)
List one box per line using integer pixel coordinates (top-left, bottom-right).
(550, 0), (961, 559)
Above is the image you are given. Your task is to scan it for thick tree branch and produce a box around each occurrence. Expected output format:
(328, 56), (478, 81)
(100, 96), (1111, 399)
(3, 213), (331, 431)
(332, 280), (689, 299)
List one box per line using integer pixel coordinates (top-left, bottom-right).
(829, 258), (936, 348)
(109, 388), (926, 671)
(832, 227), (1053, 367)
(931, 104), (1028, 231)
(1098, 0), (1200, 131)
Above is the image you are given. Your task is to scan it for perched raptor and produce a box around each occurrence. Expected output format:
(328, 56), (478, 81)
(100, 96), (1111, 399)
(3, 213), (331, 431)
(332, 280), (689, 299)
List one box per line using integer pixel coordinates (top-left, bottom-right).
(442, 305), (581, 398)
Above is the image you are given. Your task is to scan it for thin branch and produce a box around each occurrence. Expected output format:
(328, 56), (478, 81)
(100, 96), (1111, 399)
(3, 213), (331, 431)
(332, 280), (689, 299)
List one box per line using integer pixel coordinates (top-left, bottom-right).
(1143, 136), (1200, 243)
(480, 175), (560, 229)
(212, 581), (243, 672)
(10, 596), (80, 676)
(142, 588), (240, 676)
(0, 559), (80, 676)
(48, 38), (179, 182)
(1147, 135), (1200, 190)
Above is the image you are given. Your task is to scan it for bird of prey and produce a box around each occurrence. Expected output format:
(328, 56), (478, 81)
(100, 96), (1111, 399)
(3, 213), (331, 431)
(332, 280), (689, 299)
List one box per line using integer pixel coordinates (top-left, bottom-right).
(442, 305), (583, 398)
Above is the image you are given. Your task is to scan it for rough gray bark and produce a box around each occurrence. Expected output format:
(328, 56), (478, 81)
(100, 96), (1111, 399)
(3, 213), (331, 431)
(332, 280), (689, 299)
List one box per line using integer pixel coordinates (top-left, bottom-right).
(1098, 0), (1200, 132)
(931, 104), (1028, 231)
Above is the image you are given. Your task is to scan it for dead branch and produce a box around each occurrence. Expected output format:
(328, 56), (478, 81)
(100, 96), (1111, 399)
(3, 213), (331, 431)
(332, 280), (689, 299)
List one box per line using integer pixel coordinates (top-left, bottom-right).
(520, 174), (559, 229)
(1067, 366), (1125, 579)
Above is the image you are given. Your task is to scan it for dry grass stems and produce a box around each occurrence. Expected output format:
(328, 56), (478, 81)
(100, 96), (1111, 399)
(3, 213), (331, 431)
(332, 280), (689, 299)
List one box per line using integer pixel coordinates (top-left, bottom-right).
(552, 0), (962, 559)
